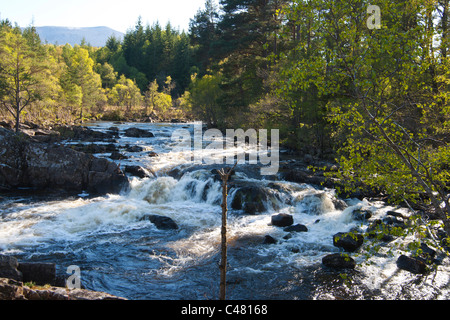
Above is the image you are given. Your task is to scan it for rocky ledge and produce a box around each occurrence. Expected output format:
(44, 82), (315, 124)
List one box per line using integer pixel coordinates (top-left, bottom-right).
(0, 127), (129, 195)
(0, 278), (126, 300)
(0, 255), (126, 300)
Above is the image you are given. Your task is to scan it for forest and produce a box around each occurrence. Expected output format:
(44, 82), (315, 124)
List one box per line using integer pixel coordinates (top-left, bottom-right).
(0, 0), (449, 226)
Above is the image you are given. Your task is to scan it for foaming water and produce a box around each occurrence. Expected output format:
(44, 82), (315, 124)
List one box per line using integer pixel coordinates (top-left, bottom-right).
(1, 121), (449, 300)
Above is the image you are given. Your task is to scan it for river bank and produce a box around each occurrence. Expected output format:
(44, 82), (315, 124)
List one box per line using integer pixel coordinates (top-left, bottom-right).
(0, 121), (449, 300)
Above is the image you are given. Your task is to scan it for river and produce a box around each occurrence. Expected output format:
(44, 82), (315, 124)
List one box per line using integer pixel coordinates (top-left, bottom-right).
(0, 121), (449, 300)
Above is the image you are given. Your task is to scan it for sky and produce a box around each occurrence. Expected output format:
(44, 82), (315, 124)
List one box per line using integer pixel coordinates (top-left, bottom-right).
(0, 0), (211, 33)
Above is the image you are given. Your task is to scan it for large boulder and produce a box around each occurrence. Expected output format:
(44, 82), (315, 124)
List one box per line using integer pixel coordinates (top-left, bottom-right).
(333, 232), (364, 252)
(141, 215), (178, 230)
(0, 278), (126, 300)
(396, 255), (428, 274)
(271, 213), (294, 227)
(0, 128), (129, 195)
(0, 255), (22, 281)
(54, 125), (116, 142)
(231, 186), (270, 214)
(18, 263), (56, 286)
(322, 253), (356, 269)
(123, 127), (154, 138)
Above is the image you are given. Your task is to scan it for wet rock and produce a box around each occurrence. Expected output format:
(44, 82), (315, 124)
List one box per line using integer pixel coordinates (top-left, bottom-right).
(109, 151), (128, 160)
(0, 278), (26, 300)
(231, 186), (270, 214)
(366, 219), (398, 242)
(123, 127), (154, 138)
(0, 278), (126, 300)
(284, 224), (308, 232)
(322, 253), (356, 269)
(333, 232), (364, 252)
(0, 255), (22, 281)
(396, 255), (428, 274)
(72, 143), (118, 154)
(125, 145), (145, 153)
(263, 235), (277, 245)
(351, 209), (373, 221)
(124, 165), (152, 179)
(382, 215), (406, 228)
(271, 213), (294, 227)
(55, 125), (115, 142)
(386, 211), (407, 219)
(142, 215), (178, 230)
(279, 167), (327, 187)
(18, 263), (56, 286)
(0, 129), (129, 195)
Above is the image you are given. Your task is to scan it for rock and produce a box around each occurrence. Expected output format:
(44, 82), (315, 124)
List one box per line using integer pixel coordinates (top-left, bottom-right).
(386, 211), (407, 219)
(124, 165), (152, 179)
(0, 129), (129, 195)
(72, 143), (118, 154)
(142, 215), (178, 230)
(55, 125), (115, 142)
(231, 186), (270, 214)
(396, 255), (428, 274)
(333, 232), (364, 252)
(0, 255), (22, 281)
(382, 215), (406, 228)
(125, 145), (145, 153)
(271, 213), (294, 227)
(322, 253), (356, 270)
(351, 209), (372, 221)
(124, 127), (154, 138)
(18, 263), (56, 286)
(0, 278), (26, 300)
(263, 235), (277, 245)
(332, 198), (348, 211)
(366, 219), (397, 242)
(109, 151), (128, 160)
(0, 278), (126, 300)
(284, 224), (308, 232)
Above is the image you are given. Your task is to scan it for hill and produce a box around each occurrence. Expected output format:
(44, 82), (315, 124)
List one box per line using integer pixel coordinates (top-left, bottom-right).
(34, 26), (124, 47)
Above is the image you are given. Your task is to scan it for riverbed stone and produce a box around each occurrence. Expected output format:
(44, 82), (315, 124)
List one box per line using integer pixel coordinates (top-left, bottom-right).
(231, 186), (270, 214)
(263, 235), (277, 245)
(271, 213), (294, 227)
(322, 253), (356, 269)
(142, 215), (178, 230)
(333, 232), (364, 252)
(0, 128), (129, 195)
(0, 255), (22, 281)
(123, 127), (154, 138)
(396, 255), (428, 274)
(18, 263), (56, 286)
(284, 224), (308, 232)
(0, 278), (126, 300)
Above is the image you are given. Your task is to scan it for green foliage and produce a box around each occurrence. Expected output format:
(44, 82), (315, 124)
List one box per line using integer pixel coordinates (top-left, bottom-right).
(187, 72), (224, 127)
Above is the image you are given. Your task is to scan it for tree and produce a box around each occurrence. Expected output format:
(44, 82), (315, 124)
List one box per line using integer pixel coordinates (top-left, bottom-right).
(217, 162), (239, 300)
(188, 72), (224, 127)
(189, 0), (220, 74)
(143, 79), (172, 116)
(61, 45), (106, 120)
(0, 26), (47, 132)
(282, 0), (450, 238)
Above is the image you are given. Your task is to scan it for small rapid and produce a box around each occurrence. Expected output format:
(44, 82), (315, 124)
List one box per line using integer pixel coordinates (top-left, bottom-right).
(1, 121), (449, 300)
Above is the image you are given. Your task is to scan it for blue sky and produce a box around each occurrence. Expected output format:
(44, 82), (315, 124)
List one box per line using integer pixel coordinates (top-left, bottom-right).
(0, 0), (210, 33)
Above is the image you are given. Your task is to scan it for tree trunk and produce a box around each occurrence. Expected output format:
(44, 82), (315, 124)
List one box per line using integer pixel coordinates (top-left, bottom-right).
(219, 172), (228, 301)
(218, 163), (238, 300)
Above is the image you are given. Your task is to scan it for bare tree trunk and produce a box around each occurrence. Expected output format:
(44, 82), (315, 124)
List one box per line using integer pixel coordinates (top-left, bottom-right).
(217, 163), (238, 301)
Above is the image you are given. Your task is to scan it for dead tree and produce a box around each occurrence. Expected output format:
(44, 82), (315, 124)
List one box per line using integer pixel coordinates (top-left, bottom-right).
(217, 163), (238, 301)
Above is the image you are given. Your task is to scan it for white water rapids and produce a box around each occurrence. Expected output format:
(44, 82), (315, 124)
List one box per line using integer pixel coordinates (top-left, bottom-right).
(1, 122), (449, 300)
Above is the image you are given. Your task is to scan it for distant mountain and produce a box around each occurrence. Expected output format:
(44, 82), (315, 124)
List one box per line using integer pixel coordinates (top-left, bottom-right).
(34, 26), (124, 47)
